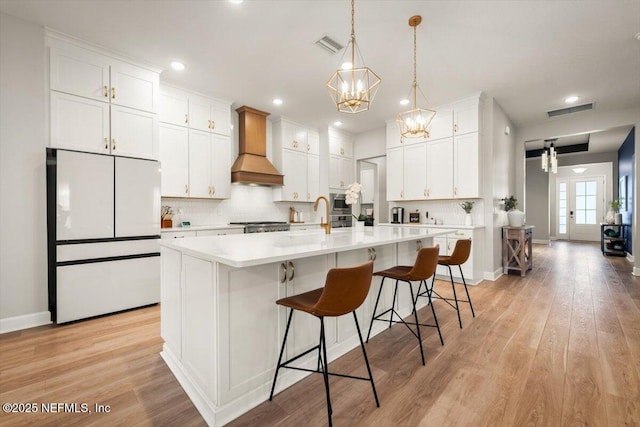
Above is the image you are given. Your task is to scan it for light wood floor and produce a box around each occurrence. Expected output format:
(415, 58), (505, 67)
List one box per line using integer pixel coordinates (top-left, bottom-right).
(1, 241), (639, 426)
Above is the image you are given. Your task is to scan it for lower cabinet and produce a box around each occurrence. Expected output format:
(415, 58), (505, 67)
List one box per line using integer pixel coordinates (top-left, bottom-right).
(434, 229), (482, 283)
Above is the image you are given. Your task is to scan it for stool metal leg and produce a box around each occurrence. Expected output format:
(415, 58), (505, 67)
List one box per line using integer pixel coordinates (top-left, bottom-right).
(448, 265), (463, 328)
(366, 277), (385, 342)
(426, 279), (444, 346)
(270, 308), (294, 401)
(353, 311), (380, 407)
(320, 317), (333, 426)
(460, 265), (475, 318)
(408, 282), (425, 366)
(390, 280), (399, 329)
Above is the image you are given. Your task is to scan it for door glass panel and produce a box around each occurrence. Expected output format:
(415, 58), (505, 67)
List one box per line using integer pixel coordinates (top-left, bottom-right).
(575, 180), (597, 225)
(559, 182), (567, 234)
(575, 182), (585, 196)
(586, 211), (596, 224)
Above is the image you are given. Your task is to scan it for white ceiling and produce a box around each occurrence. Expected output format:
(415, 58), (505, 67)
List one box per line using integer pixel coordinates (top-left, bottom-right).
(1, 0), (639, 138)
(524, 125), (634, 153)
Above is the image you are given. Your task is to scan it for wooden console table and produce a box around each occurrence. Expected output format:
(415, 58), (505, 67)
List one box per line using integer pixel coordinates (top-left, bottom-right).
(502, 226), (534, 277)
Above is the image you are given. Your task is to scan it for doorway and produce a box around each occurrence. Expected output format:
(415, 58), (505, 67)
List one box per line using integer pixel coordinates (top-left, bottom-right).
(356, 156), (388, 224)
(556, 175), (605, 241)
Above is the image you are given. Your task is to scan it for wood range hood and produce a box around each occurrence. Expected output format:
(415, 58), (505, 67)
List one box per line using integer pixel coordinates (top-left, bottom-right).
(231, 106), (284, 186)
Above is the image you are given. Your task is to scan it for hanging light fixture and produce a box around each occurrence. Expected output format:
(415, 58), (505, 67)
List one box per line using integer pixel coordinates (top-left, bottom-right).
(541, 141), (558, 173)
(326, 0), (381, 114)
(397, 15), (436, 141)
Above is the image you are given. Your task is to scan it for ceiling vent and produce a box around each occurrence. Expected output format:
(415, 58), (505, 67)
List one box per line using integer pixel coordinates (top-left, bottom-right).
(315, 35), (344, 54)
(547, 103), (594, 118)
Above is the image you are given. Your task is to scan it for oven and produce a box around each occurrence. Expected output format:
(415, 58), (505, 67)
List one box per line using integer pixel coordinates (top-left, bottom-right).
(330, 193), (352, 215)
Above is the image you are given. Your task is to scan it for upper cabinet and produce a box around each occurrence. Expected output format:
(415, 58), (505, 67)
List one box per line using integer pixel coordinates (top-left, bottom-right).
(328, 128), (354, 191)
(48, 37), (160, 160)
(159, 86), (230, 136)
(272, 119), (320, 202)
(386, 94), (483, 201)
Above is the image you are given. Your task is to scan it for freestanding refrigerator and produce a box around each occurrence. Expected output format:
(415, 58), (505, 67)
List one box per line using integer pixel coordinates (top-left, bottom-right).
(46, 148), (161, 323)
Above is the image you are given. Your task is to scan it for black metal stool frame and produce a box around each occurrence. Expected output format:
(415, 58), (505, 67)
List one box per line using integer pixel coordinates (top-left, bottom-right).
(365, 277), (444, 366)
(269, 308), (379, 427)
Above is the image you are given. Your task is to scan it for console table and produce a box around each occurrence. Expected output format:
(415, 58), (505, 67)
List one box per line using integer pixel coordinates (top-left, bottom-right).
(502, 225), (534, 277)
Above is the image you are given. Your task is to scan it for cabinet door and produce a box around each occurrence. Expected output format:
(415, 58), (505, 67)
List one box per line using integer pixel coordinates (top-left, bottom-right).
(283, 121), (307, 152)
(56, 150), (114, 240)
(211, 134), (231, 199)
(114, 156), (160, 237)
(159, 124), (189, 197)
(160, 87), (189, 126)
(386, 147), (404, 201)
(454, 133), (480, 198)
(453, 99), (479, 135)
(386, 121), (402, 149)
(210, 100), (231, 136)
(161, 247), (182, 359)
(188, 129), (213, 198)
(218, 262), (280, 403)
(189, 96), (214, 132)
(50, 91), (110, 154)
(403, 143), (427, 200)
(110, 60), (159, 113)
(307, 154), (320, 202)
(360, 168), (375, 204)
(329, 155), (341, 190)
(282, 149), (307, 201)
(182, 255), (216, 401)
(307, 130), (320, 155)
(49, 45), (110, 101)
(426, 137), (453, 199)
(111, 105), (158, 160)
(341, 157), (353, 188)
(428, 105), (453, 141)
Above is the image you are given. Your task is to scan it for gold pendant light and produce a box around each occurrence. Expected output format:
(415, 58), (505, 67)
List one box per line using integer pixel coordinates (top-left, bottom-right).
(397, 15), (436, 140)
(327, 0), (381, 114)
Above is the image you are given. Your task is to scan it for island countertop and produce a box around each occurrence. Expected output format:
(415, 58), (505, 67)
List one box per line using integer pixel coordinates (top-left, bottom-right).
(160, 225), (453, 268)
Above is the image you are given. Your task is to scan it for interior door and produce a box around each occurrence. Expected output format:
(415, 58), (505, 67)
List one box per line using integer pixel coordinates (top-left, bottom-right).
(557, 176), (605, 241)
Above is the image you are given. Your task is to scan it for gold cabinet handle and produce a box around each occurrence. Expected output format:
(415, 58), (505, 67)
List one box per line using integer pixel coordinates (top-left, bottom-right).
(104, 138), (109, 149)
(111, 87), (116, 99)
(208, 120), (212, 129)
(454, 123), (458, 133)
(307, 192), (310, 200)
(423, 188), (427, 197)
(455, 231), (465, 236)
(112, 138), (116, 150)
(401, 190), (404, 198)
(103, 86), (108, 97)
(211, 120), (215, 129)
(416, 240), (423, 252)
(280, 263), (287, 284)
(307, 144), (310, 151)
(185, 114), (188, 124)
(185, 184), (189, 194)
(211, 186), (215, 195)
(292, 140), (298, 149)
(340, 147), (345, 155)
(208, 186), (212, 195)
(340, 181), (344, 188)
(368, 248), (377, 261)
(288, 261), (295, 281)
(454, 187), (458, 196)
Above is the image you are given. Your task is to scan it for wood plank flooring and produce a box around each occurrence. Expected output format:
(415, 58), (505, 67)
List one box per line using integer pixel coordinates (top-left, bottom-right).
(1, 241), (639, 426)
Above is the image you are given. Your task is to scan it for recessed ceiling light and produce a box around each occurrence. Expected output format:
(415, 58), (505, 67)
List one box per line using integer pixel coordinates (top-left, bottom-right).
(272, 98), (283, 106)
(400, 99), (410, 106)
(573, 167), (587, 174)
(170, 61), (185, 71)
(334, 121), (343, 126)
(564, 95), (579, 104)
(229, 0), (244, 4)
(341, 62), (353, 70)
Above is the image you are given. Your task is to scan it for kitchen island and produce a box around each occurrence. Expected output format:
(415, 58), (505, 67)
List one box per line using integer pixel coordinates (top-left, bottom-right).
(160, 226), (453, 426)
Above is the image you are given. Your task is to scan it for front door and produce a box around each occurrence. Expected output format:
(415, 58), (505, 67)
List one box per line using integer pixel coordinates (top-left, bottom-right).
(557, 176), (605, 241)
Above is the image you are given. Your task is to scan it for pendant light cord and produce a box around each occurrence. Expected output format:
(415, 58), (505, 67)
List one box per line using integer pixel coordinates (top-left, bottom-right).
(412, 22), (417, 109)
(350, 0), (356, 66)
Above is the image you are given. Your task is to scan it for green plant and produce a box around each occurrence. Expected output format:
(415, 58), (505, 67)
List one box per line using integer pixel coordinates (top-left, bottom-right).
(610, 198), (621, 212)
(502, 196), (518, 212)
(357, 213), (367, 221)
(459, 201), (474, 214)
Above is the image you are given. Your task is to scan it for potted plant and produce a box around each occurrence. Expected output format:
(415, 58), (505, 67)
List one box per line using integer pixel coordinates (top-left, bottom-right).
(502, 195), (525, 226)
(345, 183), (366, 230)
(459, 201), (474, 226)
(607, 198), (622, 224)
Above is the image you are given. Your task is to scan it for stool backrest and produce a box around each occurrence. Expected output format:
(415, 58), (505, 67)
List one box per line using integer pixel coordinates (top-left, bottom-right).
(407, 246), (440, 281)
(313, 261), (374, 317)
(448, 238), (472, 265)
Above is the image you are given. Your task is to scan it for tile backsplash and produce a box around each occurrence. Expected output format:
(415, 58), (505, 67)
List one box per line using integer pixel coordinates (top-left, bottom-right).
(162, 185), (322, 226)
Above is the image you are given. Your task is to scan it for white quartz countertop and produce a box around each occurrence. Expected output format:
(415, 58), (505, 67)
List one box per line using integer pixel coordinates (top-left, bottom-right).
(160, 226), (455, 268)
(161, 224), (245, 233)
(377, 223), (484, 230)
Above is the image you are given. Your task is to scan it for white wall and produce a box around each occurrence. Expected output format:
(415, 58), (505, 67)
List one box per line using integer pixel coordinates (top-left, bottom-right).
(0, 13), (49, 330)
(353, 126), (385, 160)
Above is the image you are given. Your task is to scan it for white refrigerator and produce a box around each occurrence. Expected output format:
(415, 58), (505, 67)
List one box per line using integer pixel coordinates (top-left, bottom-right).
(47, 149), (161, 323)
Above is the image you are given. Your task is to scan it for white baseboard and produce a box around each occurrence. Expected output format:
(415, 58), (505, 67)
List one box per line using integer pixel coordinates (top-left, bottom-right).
(633, 266), (640, 277)
(483, 268), (503, 281)
(532, 239), (550, 245)
(0, 311), (51, 334)
(626, 253), (634, 263)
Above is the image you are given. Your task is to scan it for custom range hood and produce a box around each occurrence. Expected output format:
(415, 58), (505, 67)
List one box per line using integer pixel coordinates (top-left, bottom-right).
(231, 106), (284, 186)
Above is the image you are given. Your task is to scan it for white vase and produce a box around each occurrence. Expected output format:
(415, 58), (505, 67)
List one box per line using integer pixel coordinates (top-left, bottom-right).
(464, 213), (473, 226)
(605, 210), (615, 224)
(507, 209), (525, 227)
(354, 221), (365, 231)
(615, 213), (622, 225)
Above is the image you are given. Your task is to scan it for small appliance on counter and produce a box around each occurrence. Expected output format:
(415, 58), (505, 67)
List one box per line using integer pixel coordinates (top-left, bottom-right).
(391, 207), (405, 224)
(409, 210), (420, 223)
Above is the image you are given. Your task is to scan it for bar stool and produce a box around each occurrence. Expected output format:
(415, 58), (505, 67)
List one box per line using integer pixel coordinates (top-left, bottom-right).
(269, 261), (378, 427)
(417, 238), (475, 328)
(366, 246), (443, 366)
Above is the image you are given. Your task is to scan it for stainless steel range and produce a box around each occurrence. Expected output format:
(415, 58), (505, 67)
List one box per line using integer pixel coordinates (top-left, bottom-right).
(229, 221), (290, 233)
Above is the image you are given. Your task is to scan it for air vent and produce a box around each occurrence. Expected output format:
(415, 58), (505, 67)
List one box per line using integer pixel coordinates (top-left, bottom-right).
(315, 35), (344, 54)
(547, 103), (594, 118)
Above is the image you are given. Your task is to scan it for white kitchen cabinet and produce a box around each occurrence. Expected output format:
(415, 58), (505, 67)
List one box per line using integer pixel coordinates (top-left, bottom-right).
(189, 95), (230, 136)
(211, 134), (231, 199)
(360, 168), (375, 204)
(161, 230), (197, 239)
(48, 37), (160, 160)
(159, 124), (189, 197)
(427, 137), (454, 199)
(328, 129), (354, 157)
(196, 228), (244, 236)
(386, 120), (402, 149)
(159, 87), (189, 127)
(329, 155), (354, 191)
(161, 247), (182, 359)
(386, 147), (404, 201)
(403, 143), (428, 200)
(187, 130), (231, 199)
(453, 98), (479, 136)
(454, 133), (480, 198)
(427, 105), (454, 141)
(272, 119), (320, 202)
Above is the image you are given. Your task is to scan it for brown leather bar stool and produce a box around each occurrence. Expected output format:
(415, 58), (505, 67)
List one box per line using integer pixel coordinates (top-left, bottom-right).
(365, 246), (443, 366)
(417, 238), (475, 328)
(269, 261), (378, 427)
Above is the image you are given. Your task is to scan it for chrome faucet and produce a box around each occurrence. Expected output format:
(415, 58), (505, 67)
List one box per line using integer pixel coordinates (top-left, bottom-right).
(314, 196), (331, 234)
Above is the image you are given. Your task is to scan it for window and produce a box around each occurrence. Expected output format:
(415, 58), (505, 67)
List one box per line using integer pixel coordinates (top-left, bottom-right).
(575, 180), (597, 225)
(559, 182), (567, 234)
